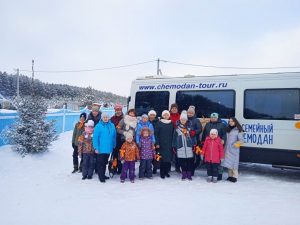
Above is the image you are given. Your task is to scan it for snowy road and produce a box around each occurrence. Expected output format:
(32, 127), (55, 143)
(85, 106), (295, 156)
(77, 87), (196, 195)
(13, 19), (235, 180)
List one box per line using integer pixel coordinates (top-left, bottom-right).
(0, 131), (299, 225)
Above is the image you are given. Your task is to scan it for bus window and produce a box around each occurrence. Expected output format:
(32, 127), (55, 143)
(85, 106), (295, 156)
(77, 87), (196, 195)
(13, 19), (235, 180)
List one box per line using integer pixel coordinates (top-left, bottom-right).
(176, 90), (235, 118)
(244, 89), (300, 120)
(135, 91), (170, 116)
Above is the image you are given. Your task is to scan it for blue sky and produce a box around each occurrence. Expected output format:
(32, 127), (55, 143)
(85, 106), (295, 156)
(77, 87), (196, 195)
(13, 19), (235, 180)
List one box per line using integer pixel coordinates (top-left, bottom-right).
(1, 0), (300, 96)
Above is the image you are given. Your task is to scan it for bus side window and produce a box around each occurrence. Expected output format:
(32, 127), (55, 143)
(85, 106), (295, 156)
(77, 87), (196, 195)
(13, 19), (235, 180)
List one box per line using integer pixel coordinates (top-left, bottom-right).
(244, 89), (300, 120)
(176, 90), (235, 118)
(135, 91), (170, 116)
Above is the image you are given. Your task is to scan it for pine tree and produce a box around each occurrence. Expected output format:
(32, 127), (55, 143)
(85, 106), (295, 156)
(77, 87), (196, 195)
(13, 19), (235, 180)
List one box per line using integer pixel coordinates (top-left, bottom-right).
(2, 96), (58, 156)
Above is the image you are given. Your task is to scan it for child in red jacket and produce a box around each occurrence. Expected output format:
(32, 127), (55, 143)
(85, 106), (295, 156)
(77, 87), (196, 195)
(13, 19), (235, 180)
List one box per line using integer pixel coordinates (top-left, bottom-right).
(201, 129), (224, 183)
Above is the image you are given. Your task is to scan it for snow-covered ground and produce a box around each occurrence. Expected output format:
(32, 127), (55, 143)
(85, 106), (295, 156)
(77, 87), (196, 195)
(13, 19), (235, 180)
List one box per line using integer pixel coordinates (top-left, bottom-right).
(0, 131), (299, 225)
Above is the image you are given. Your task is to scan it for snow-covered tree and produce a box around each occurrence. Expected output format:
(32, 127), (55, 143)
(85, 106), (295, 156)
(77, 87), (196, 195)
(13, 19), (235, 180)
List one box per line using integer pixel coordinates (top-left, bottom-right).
(2, 96), (58, 156)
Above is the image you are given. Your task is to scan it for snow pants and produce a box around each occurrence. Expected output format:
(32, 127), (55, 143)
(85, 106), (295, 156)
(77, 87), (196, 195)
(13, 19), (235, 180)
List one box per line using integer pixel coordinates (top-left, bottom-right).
(178, 158), (194, 172)
(120, 161), (135, 181)
(206, 163), (219, 177)
(139, 159), (153, 178)
(72, 144), (82, 170)
(82, 153), (94, 177)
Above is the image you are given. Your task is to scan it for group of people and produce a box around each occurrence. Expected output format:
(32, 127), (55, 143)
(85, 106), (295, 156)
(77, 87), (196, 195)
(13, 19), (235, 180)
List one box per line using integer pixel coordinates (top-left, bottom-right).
(71, 103), (244, 183)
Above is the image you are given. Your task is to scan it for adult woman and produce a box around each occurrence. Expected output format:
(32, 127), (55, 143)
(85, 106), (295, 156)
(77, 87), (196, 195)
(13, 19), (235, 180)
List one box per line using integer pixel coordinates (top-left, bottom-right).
(117, 109), (138, 142)
(222, 117), (244, 183)
(93, 113), (116, 183)
(172, 110), (194, 180)
(155, 110), (174, 179)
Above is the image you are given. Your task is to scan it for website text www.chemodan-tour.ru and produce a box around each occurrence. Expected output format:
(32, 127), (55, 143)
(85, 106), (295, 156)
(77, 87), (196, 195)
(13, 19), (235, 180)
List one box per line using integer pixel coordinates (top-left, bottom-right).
(138, 82), (228, 90)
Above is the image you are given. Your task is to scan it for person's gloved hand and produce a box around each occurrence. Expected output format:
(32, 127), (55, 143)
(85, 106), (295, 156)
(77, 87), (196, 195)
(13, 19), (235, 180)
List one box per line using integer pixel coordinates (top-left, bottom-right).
(234, 142), (242, 148)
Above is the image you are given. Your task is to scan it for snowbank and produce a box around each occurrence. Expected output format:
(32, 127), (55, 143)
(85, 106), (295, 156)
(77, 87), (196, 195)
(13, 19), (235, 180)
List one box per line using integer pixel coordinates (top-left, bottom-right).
(0, 131), (299, 225)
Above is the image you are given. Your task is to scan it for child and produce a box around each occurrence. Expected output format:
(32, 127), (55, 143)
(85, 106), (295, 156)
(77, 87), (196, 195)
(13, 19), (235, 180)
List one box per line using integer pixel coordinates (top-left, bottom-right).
(135, 114), (155, 147)
(71, 112), (86, 173)
(119, 132), (140, 183)
(201, 129), (224, 183)
(138, 127), (155, 179)
(78, 120), (95, 180)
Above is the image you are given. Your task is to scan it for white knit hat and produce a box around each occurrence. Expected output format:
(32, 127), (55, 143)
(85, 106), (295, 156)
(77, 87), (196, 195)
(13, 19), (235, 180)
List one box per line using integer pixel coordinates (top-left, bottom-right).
(187, 105), (195, 114)
(85, 120), (94, 127)
(210, 129), (218, 135)
(161, 110), (170, 117)
(148, 110), (157, 116)
(125, 131), (133, 140)
(101, 112), (110, 119)
(180, 110), (188, 120)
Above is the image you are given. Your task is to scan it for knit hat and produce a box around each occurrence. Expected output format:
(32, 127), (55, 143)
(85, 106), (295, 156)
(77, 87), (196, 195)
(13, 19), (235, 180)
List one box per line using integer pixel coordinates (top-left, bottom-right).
(210, 129), (218, 135)
(125, 132), (133, 140)
(161, 110), (170, 117)
(210, 112), (219, 118)
(114, 103), (123, 110)
(91, 103), (100, 112)
(141, 114), (148, 119)
(80, 112), (87, 120)
(180, 110), (188, 120)
(170, 103), (178, 110)
(187, 105), (195, 114)
(148, 110), (157, 117)
(85, 120), (94, 127)
(101, 112), (110, 119)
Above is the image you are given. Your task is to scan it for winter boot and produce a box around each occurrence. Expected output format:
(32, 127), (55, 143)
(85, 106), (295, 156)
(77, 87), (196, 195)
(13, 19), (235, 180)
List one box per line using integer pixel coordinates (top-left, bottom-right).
(217, 173), (223, 181)
(82, 176), (87, 180)
(230, 177), (237, 183)
(160, 163), (165, 179)
(212, 177), (218, 183)
(227, 177), (233, 182)
(187, 171), (192, 181)
(181, 171), (187, 180)
(72, 166), (79, 173)
(206, 176), (212, 183)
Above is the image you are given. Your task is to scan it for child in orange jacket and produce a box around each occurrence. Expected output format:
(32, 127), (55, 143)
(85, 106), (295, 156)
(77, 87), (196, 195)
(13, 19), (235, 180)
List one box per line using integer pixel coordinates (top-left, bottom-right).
(119, 132), (140, 183)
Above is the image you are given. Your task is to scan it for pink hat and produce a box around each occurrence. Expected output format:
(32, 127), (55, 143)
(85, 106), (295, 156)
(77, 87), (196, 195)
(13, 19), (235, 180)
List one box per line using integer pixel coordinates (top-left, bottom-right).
(114, 103), (123, 110)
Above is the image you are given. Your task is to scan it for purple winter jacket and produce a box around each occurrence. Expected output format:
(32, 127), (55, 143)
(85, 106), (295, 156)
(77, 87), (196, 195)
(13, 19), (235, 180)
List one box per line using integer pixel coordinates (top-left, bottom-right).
(140, 136), (155, 160)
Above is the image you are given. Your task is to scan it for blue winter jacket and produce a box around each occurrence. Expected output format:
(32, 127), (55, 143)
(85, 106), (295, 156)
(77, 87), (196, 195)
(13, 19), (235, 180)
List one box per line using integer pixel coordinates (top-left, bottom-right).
(93, 120), (116, 154)
(135, 120), (155, 145)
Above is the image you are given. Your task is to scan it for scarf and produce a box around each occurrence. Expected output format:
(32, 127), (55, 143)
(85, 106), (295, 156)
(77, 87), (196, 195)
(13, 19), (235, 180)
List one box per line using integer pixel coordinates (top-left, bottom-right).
(124, 115), (138, 130)
(161, 119), (172, 124)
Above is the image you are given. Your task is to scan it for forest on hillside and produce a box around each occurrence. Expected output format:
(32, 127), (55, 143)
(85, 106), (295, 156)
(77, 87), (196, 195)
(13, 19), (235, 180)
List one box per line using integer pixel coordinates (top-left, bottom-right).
(0, 71), (127, 108)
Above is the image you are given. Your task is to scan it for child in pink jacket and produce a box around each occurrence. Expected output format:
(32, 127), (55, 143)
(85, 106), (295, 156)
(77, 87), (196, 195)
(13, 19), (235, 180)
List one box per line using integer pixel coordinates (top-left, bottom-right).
(201, 129), (224, 183)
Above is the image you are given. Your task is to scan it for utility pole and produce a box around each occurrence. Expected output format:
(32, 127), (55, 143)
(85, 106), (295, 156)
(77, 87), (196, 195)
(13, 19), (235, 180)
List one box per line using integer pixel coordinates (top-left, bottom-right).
(16, 68), (20, 97)
(157, 58), (162, 76)
(31, 59), (35, 96)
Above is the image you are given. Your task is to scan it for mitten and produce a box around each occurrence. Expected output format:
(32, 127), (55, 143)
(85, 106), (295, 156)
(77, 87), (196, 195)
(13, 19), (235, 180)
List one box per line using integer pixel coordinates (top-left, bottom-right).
(234, 142), (242, 148)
